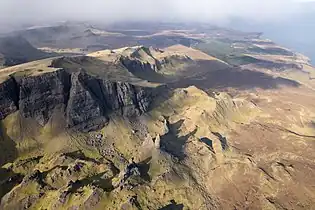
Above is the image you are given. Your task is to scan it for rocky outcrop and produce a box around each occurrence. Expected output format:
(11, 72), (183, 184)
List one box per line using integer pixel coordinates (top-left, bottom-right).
(113, 160), (141, 189)
(0, 77), (19, 120)
(66, 71), (108, 132)
(120, 57), (161, 73)
(0, 69), (153, 132)
(65, 71), (152, 132)
(120, 52), (193, 74)
(154, 134), (161, 149)
(19, 70), (71, 126)
(115, 82), (152, 116)
(159, 54), (193, 69)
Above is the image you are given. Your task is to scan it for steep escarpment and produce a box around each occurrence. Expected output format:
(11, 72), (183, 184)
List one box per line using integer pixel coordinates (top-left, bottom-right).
(19, 70), (71, 126)
(0, 70), (154, 132)
(66, 71), (153, 132)
(0, 77), (19, 120)
(120, 53), (193, 75)
(88, 46), (195, 77)
(120, 56), (160, 73)
(66, 72), (108, 132)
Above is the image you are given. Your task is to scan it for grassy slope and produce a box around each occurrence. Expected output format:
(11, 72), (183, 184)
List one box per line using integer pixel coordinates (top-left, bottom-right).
(1, 37), (315, 209)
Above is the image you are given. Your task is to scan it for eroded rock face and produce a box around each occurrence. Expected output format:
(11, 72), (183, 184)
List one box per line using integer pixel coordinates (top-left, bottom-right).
(121, 57), (160, 73)
(66, 71), (108, 132)
(65, 71), (152, 131)
(115, 82), (151, 117)
(0, 69), (153, 132)
(19, 70), (71, 126)
(0, 77), (19, 120)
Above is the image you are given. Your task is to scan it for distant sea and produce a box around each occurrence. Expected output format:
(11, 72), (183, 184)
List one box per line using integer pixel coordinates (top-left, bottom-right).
(261, 30), (315, 66)
(228, 15), (315, 66)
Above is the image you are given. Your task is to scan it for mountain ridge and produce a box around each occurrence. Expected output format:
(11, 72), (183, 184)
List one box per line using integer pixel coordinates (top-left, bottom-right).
(1, 68), (155, 132)
(1, 23), (315, 209)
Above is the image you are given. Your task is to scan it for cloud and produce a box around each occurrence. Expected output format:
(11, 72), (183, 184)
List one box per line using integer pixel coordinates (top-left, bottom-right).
(169, 0), (305, 22)
(0, 0), (313, 26)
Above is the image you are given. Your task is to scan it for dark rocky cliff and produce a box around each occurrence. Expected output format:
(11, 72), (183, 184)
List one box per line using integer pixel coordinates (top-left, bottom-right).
(0, 77), (19, 119)
(120, 57), (161, 74)
(0, 69), (153, 132)
(19, 70), (71, 126)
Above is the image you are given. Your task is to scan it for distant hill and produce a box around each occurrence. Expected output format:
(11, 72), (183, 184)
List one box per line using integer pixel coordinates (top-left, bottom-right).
(8, 22), (200, 53)
(0, 36), (53, 68)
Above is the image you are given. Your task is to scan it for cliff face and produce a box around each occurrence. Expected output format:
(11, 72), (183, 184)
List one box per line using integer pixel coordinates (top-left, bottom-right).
(120, 49), (193, 74)
(66, 71), (108, 132)
(120, 57), (161, 74)
(0, 77), (19, 119)
(0, 69), (153, 132)
(19, 70), (71, 126)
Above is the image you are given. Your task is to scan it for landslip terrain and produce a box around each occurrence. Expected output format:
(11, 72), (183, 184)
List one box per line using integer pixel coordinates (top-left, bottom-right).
(0, 22), (315, 209)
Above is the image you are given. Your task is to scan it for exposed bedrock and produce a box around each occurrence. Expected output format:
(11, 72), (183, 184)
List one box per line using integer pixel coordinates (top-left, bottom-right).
(0, 69), (153, 132)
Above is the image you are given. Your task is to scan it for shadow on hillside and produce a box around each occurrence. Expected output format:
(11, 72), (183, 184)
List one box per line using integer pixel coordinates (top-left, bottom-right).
(127, 59), (300, 91)
(212, 132), (229, 151)
(0, 169), (23, 200)
(64, 150), (101, 163)
(137, 157), (152, 182)
(169, 60), (300, 91)
(159, 200), (184, 210)
(127, 68), (169, 83)
(0, 121), (19, 199)
(0, 122), (17, 167)
(67, 172), (115, 193)
(160, 120), (197, 160)
(200, 137), (214, 152)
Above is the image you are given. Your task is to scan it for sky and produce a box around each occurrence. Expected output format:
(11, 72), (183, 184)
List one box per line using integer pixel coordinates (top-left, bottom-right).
(0, 0), (314, 26)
